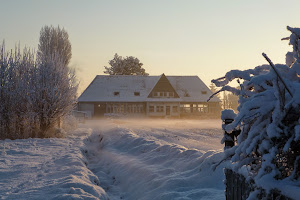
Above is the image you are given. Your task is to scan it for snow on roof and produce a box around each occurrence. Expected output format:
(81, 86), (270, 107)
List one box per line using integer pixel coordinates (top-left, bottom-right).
(78, 75), (221, 103)
(167, 76), (220, 102)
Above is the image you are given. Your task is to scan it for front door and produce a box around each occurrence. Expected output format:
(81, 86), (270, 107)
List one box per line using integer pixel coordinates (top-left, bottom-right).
(166, 106), (170, 115)
(94, 103), (106, 117)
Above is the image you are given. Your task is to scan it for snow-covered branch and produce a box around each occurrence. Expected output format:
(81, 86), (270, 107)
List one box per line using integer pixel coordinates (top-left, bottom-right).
(210, 26), (300, 198)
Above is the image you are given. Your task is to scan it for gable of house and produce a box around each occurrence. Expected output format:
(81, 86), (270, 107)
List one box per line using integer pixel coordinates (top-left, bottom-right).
(147, 74), (180, 98)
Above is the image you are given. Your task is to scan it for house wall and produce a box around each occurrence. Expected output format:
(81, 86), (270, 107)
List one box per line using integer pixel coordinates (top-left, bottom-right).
(146, 102), (180, 117)
(105, 102), (146, 115)
(179, 102), (221, 117)
(208, 102), (222, 113)
(180, 103), (209, 114)
(77, 101), (220, 118)
(78, 103), (94, 116)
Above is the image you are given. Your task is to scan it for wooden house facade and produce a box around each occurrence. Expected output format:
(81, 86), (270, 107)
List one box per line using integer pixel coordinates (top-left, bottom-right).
(77, 74), (221, 118)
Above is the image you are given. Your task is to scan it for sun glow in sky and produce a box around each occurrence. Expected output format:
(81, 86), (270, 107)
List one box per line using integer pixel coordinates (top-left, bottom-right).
(1, 0), (300, 93)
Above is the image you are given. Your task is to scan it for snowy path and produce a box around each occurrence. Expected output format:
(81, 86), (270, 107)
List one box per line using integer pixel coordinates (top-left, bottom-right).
(0, 119), (227, 200)
(0, 129), (108, 200)
(83, 119), (227, 200)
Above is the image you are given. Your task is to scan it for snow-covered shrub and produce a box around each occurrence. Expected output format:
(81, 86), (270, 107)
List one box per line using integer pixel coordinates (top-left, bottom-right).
(0, 42), (78, 139)
(0, 43), (36, 139)
(210, 26), (300, 198)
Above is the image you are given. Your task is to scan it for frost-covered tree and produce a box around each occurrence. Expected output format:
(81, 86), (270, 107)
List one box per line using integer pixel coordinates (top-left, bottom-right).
(35, 25), (77, 137)
(0, 42), (37, 139)
(104, 53), (149, 75)
(209, 26), (300, 199)
(33, 54), (78, 137)
(0, 40), (77, 139)
(38, 25), (72, 66)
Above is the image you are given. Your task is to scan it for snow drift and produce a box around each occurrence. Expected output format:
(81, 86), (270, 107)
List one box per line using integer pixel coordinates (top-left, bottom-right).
(83, 119), (226, 200)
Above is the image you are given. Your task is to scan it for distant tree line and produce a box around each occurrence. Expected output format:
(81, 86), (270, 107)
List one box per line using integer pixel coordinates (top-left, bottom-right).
(0, 25), (77, 139)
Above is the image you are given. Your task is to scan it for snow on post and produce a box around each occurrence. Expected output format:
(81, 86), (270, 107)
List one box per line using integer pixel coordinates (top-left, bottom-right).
(221, 109), (237, 121)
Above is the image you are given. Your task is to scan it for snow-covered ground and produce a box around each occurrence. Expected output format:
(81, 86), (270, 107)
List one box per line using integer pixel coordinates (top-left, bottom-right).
(0, 129), (108, 200)
(0, 119), (227, 200)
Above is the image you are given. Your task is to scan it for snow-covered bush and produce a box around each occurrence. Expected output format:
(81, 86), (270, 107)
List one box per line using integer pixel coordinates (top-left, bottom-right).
(0, 42), (78, 139)
(210, 26), (300, 198)
(0, 43), (36, 139)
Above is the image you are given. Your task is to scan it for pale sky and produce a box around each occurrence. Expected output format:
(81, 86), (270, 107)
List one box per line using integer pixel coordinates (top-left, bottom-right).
(1, 0), (299, 93)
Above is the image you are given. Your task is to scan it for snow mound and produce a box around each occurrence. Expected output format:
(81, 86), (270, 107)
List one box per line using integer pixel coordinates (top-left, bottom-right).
(0, 129), (108, 200)
(85, 126), (227, 200)
(221, 109), (237, 121)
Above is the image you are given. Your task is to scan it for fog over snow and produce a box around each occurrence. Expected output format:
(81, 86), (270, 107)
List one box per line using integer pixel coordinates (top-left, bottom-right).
(0, 119), (227, 200)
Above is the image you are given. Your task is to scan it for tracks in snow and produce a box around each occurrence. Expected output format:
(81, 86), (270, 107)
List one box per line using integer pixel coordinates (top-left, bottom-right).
(84, 127), (226, 200)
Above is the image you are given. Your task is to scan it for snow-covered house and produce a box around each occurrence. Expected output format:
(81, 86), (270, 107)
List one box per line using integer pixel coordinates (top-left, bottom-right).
(77, 74), (221, 117)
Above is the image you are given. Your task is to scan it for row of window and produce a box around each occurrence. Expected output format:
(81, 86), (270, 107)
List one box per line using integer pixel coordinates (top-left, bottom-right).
(181, 107), (208, 113)
(113, 91), (207, 97)
(181, 104), (208, 108)
(149, 106), (178, 113)
(105, 104), (210, 114)
(106, 104), (144, 113)
(153, 92), (174, 97)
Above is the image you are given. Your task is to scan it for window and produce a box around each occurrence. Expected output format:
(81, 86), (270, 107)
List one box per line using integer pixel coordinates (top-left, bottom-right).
(169, 92), (174, 97)
(156, 106), (164, 112)
(153, 92), (158, 97)
(149, 106), (154, 112)
(160, 92), (164, 97)
(201, 91), (207, 94)
(134, 92), (140, 96)
(114, 92), (120, 96)
(164, 92), (168, 97)
(172, 106), (178, 112)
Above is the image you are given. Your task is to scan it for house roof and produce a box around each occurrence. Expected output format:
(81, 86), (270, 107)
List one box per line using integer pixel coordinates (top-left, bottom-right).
(78, 75), (221, 103)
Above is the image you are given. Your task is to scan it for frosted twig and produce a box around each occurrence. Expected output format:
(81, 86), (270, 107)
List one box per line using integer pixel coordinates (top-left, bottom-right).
(281, 37), (290, 41)
(262, 53), (293, 97)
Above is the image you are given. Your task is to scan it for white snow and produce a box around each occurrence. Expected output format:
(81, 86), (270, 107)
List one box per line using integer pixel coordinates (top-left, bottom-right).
(221, 109), (237, 121)
(209, 26), (300, 199)
(0, 119), (226, 200)
(78, 75), (220, 103)
(0, 128), (108, 200)
(82, 119), (226, 200)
